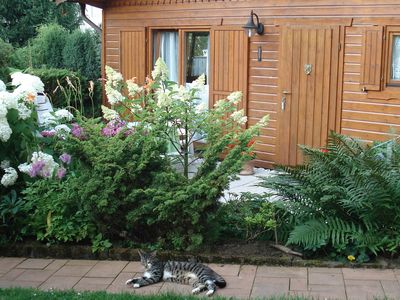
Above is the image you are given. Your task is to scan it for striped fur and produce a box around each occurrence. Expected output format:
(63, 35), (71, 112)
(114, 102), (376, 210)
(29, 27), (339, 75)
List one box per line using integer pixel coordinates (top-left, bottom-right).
(126, 250), (226, 296)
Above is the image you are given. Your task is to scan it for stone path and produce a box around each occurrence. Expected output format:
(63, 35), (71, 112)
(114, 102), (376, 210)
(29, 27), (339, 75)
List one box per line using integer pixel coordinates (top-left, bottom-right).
(1, 257), (400, 299)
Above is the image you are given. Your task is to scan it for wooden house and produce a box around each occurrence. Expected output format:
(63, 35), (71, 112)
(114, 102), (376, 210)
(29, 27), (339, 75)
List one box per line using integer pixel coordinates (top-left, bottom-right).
(71, 0), (400, 167)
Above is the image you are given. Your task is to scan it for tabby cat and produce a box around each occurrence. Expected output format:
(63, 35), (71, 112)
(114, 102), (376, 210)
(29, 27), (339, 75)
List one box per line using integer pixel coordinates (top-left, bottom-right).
(126, 250), (226, 296)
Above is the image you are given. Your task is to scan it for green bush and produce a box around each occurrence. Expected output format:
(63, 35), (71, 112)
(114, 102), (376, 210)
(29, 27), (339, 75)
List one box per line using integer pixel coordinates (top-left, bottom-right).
(63, 29), (101, 81)
(260, 132), (400, 261)
(0, 38), (13, 82)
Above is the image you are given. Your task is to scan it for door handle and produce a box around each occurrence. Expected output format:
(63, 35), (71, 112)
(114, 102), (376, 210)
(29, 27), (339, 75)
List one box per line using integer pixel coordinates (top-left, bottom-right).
(281, 91), (291, 111)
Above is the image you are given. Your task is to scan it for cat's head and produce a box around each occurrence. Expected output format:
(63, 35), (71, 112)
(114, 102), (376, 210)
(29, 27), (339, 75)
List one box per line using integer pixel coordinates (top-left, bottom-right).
(138, 249), (158, 269)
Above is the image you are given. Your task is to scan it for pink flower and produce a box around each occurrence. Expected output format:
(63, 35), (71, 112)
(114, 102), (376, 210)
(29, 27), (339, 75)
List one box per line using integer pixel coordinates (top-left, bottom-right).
(59, 153), (72, 165)
(40, 130), (56, 137)
(71, 123), (86, 140)
(101, 120), (126, 137)
(56, 167), (67, 179)
(29, 161), (45, 177)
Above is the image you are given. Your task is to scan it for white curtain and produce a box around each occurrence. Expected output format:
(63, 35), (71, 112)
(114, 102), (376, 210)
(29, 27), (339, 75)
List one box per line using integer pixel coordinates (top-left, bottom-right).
(392, 36), (400, 80)
(160, 32), (179, 82)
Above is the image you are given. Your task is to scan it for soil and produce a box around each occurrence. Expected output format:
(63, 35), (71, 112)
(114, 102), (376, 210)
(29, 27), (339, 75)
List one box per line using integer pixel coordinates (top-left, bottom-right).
(2, 240), (400, 269)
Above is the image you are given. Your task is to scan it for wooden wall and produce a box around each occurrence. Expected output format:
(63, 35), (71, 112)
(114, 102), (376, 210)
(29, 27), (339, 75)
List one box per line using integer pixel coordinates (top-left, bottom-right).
(102, 0), (400, 167)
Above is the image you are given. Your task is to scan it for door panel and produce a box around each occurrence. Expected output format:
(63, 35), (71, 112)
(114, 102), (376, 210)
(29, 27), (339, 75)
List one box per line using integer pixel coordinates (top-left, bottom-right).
(120, 29), (146, 83)
(278, 26), (340, 165)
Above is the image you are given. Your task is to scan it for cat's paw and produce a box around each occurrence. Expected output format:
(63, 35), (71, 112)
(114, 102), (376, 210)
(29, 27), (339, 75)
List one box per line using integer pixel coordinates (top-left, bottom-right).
(125, 278), (139, 285)
(133, 283), (140, 288)
(191, 287), (201, 295)
(206, 289), (215, 297)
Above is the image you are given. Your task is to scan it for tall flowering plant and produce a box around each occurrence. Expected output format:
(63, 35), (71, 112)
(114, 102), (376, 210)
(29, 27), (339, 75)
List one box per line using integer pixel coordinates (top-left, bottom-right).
(104, 58), (269, 179)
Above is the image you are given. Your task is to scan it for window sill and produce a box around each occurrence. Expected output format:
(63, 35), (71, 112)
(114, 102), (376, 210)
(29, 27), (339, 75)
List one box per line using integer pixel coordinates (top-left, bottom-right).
(367, 87), (400, 100)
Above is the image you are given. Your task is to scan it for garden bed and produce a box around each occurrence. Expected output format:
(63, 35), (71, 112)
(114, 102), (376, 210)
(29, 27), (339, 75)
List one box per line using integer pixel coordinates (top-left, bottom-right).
(1, 240), (399, 269)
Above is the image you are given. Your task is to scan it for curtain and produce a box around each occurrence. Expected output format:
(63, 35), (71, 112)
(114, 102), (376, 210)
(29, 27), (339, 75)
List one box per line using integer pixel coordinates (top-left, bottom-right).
(160, 32), (179, 82)
(392, 36), (400, 80)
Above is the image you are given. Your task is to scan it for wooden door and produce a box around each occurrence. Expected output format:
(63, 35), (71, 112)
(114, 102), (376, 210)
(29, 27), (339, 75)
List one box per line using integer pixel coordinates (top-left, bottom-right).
(209, 27), (248, 110)
(277, 26), (341, 165)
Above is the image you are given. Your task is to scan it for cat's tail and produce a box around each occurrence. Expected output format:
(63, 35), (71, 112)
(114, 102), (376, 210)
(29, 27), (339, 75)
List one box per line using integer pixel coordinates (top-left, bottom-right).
(214, 274), (226, 288)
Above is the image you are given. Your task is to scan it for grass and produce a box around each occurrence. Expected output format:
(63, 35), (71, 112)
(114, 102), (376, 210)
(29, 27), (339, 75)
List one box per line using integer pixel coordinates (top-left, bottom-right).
(0, 288), (312, 300)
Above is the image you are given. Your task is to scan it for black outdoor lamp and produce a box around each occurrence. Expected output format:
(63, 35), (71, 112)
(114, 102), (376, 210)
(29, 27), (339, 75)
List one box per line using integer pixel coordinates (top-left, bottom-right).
(242, 10), (264, 37)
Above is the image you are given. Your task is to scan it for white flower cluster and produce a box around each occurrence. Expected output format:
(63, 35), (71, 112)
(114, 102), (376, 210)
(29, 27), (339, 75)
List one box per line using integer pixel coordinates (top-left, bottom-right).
(227, 91), (243, 105)
(230, 109), (248, 125)
(156, 89), (173, 108)
(105, 66), (125, 106)
(0, 74), (45, 142)
(152, 58), (169, 81)
(39, 109), (74, 133)
(101, 105), (119, 121)
(1, 167), (18, 187)
(127, 79), (143, 97)
(18, 151), (59, 178)
(54, 109), (73, 121)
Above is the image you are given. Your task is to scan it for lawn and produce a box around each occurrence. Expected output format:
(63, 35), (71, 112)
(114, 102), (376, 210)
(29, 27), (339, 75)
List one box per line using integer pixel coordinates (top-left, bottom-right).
(0, 288), (311, 300)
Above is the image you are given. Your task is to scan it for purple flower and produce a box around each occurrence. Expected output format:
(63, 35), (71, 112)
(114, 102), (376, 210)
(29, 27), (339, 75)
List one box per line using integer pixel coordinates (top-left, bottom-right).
(40, 130), (56, 137)
(29, 161), (45, 177)
(56, 167), (67, 179)
(59, 153), (72, 165)
(71, 123), (86, 140)
(101, 120), (126, 137)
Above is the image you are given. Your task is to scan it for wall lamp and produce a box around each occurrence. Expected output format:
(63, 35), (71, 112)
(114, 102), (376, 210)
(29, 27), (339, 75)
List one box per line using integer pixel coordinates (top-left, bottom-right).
(242, 10), (264, 37)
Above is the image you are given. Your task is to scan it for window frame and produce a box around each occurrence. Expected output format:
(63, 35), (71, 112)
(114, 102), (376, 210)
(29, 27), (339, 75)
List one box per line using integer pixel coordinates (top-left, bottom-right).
(386, 26), (400, 87)
(147, 27), (210, 85)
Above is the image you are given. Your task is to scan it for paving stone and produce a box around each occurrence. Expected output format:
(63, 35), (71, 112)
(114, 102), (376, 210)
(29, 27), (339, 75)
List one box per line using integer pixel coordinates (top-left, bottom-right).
(74, 277), (114, 291)
(289, 278), (307, 291)
(15, 269), (54, 282)
(0, 280), (41, 288)
(85, 261), (128, 278)
(381, 280), (400, 299)
(256, 266), (307, 279)
(251, 277), (289, 298)
(108, 282), (163, 295)
(223, 275), (254, 290)
(0, 257), (26, 273)
(0, 268), (26, 280)
(44, 260), (68, 271)
(207, 263), (240, 276)
(39, 275), (81, 291)
(111, 272), (138, 286)
(54, 265), (93, 277)
(342, 268), (396, 281)
(308, 267), (343, 274)
(346, 280), (385, 300)
(309, 271), (344, 286)
(122, 261), (144, 273)
(65, 259), (99, 266)
(159, 282), (192, 295)
(16, 259), (53, 270)
(308, 284), (346, 297)
(239, 265), (257, 278)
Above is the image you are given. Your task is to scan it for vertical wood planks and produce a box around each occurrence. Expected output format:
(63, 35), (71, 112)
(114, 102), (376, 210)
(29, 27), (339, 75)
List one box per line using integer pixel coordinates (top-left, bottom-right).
(120, 29), (146, 83)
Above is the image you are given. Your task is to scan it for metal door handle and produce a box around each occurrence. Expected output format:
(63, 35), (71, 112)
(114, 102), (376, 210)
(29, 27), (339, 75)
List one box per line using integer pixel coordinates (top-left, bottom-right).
(282, 90), (291, 95)
(281, 95), (286, 111)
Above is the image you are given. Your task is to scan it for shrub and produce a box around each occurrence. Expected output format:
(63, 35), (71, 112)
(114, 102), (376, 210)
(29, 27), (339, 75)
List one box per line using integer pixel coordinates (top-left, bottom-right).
(63, 29), (101, 81)
(260, 132), (400, 261)
(0, 38), (13, 82)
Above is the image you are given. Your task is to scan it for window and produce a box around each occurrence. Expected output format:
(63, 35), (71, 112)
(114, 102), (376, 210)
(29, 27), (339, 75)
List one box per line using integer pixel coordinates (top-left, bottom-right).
(151, 29), (210, 106)
(389, 35), (400, 84)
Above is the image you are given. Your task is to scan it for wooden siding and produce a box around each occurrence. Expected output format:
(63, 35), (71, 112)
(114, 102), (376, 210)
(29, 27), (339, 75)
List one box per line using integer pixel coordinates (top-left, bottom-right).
(120, 30), (146, 82)
(103, 0), (400, 167)
(342, 23), (400, 143)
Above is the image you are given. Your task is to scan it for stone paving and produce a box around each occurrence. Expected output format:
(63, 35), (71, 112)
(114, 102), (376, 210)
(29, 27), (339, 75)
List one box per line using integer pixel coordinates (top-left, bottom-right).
(1, 257), (400, 299)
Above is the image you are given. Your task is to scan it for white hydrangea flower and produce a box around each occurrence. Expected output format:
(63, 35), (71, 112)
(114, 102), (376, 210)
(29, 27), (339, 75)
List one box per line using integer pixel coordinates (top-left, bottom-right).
(40, 112), (58, 127)
(156, 89), (173, 108)
(0, 119), (12, 142)
(227, 91), (243, 105)
(105, 66), (123, 85)
(191, 74), (205, 91)
(152, 58), (169, 81)
(105, 86), (124, 105)
(0, 102), (7, 119)
(127, 80), (143, 97)
(0, 91), (18, 110)
(17, 103), (32, 120)
(1, 167), (18, 187)
(195, 102), (208, 113)
(11, 72), (44, 93)
(0, 160), (10, 169)
(214, 99), (225, 109)
(230, 109), (247, 125)
(101, 105), (119, 121)
(18, 163), (31, 174)
(130, 104), (142, 114)
(54, 109), (73, 121)
(172, 85), (191, 102)
(0, 80), (6, 92)
(54, 124), (71, 133)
